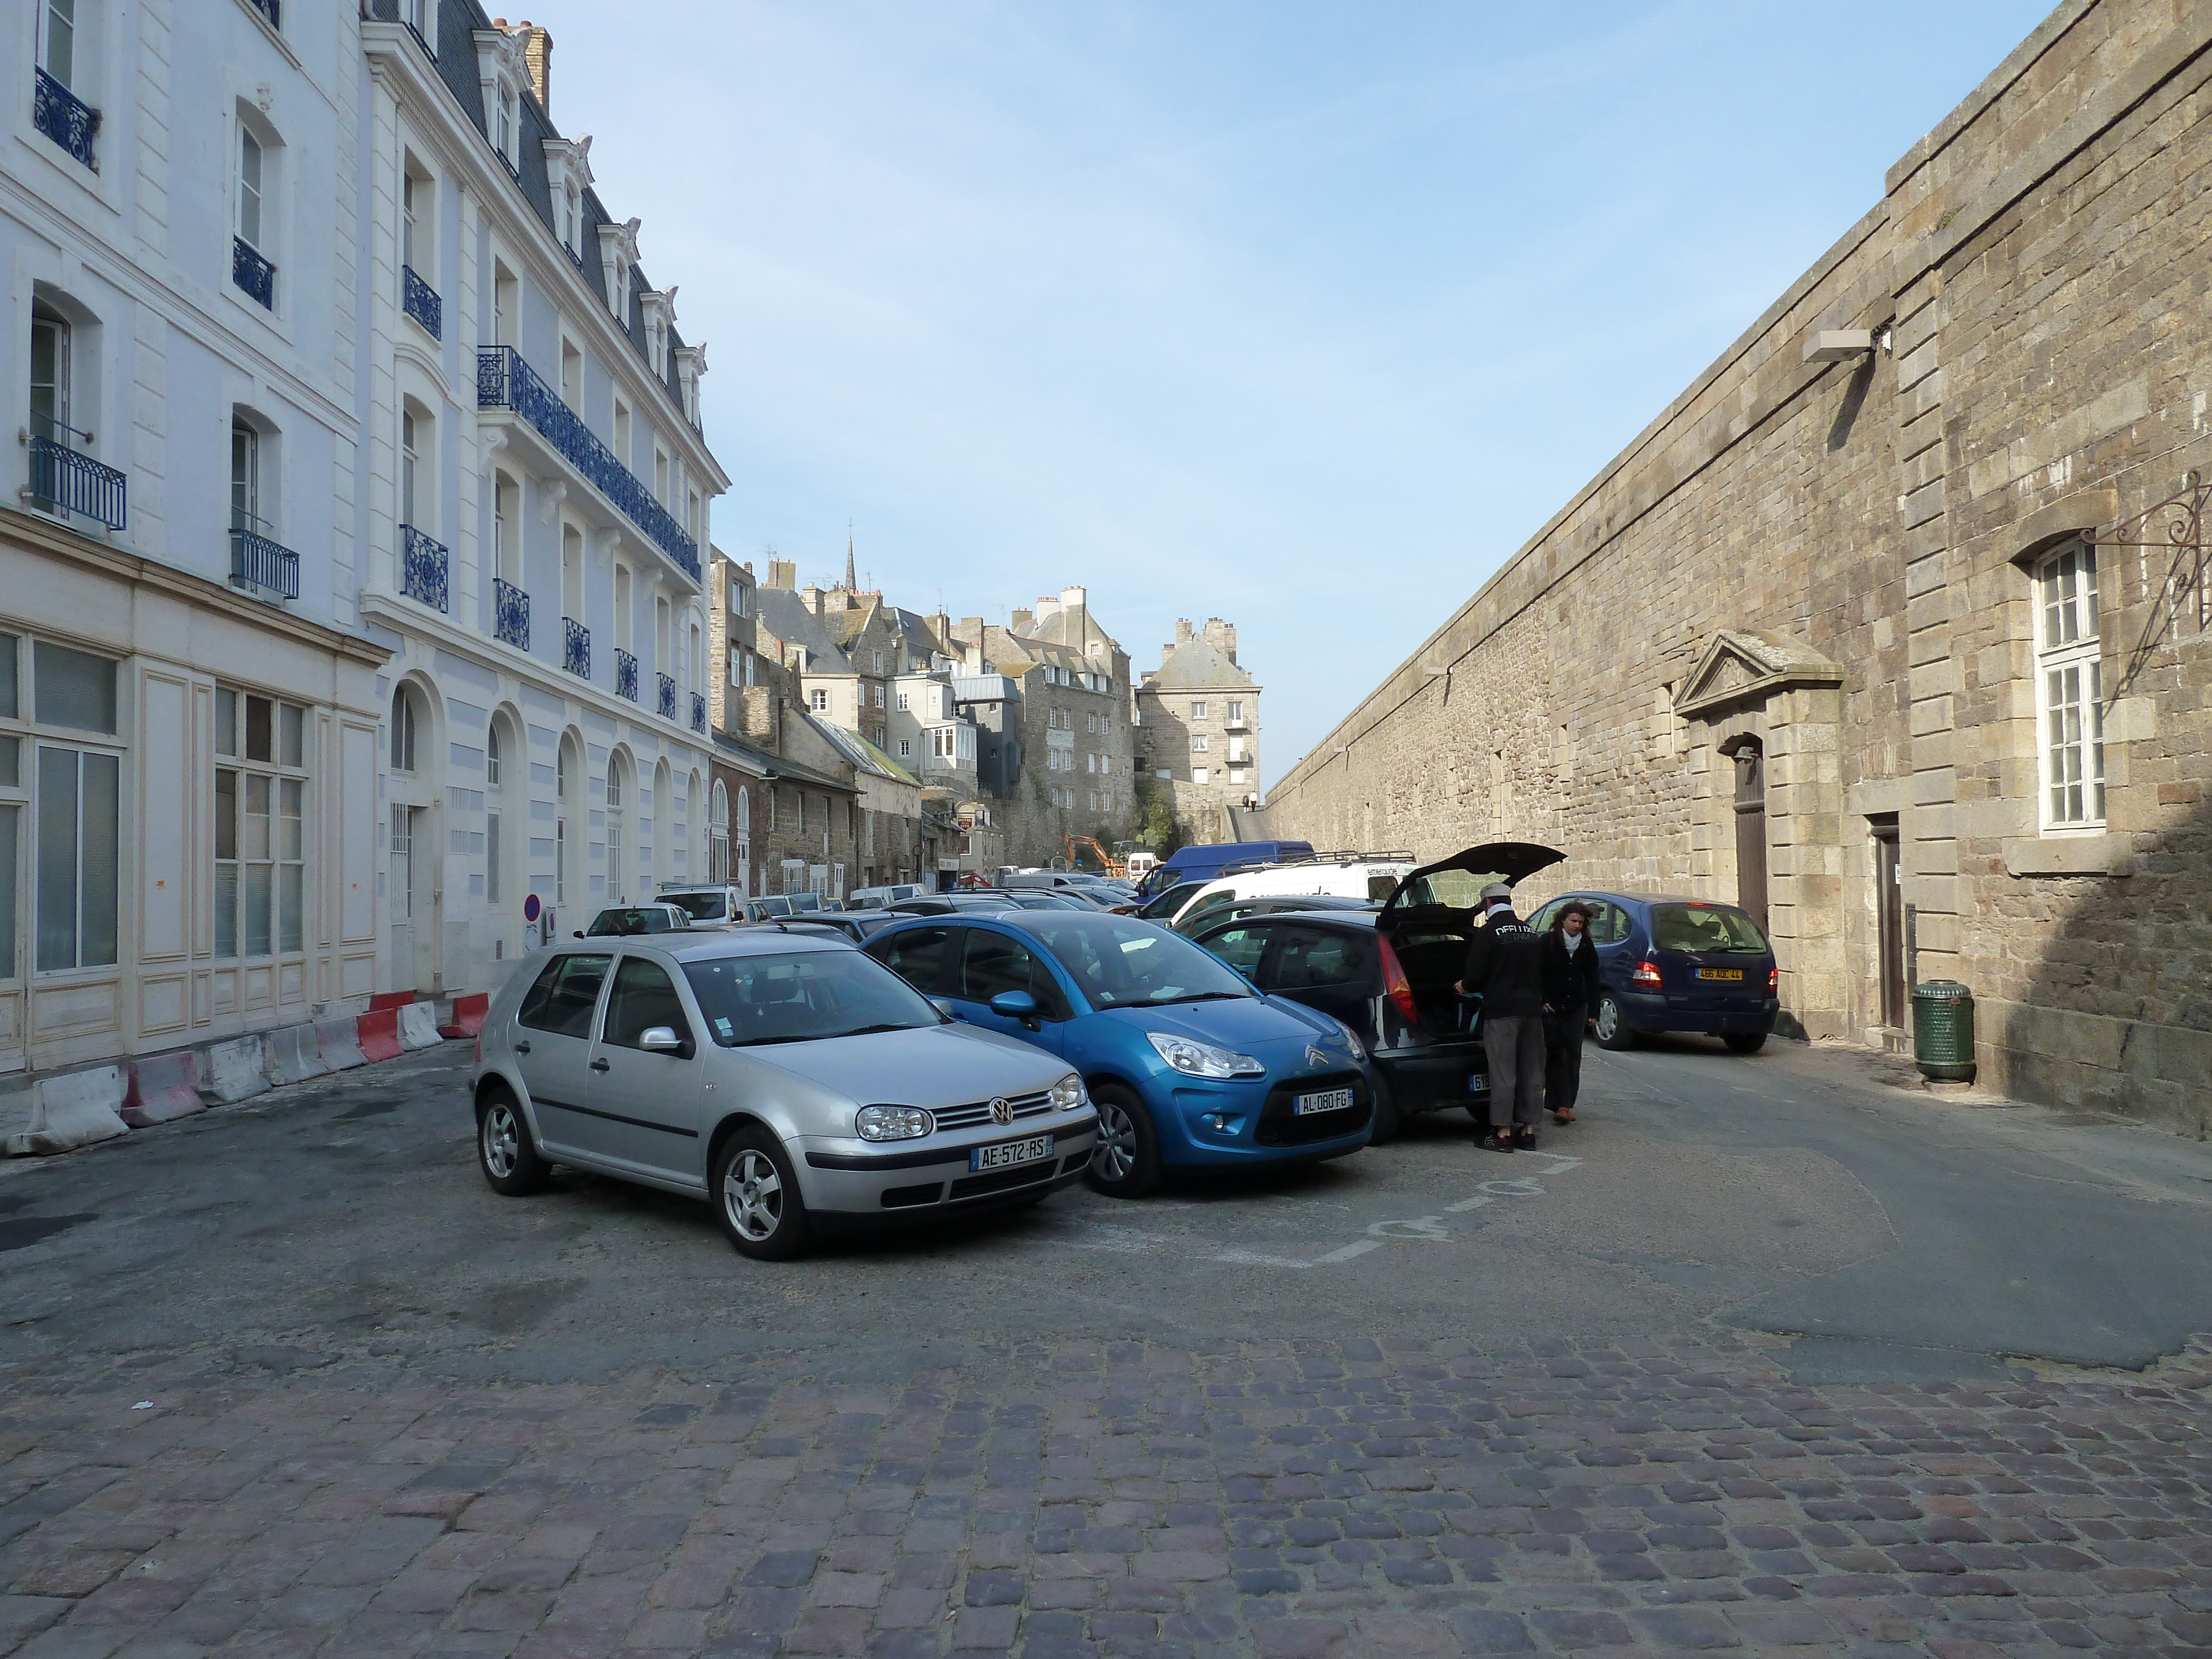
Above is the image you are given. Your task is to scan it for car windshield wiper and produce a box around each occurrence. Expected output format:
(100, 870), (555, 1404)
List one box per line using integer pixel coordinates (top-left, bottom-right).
(1148, 989), (1249, 1005)
(731, 1023), (921, 1047)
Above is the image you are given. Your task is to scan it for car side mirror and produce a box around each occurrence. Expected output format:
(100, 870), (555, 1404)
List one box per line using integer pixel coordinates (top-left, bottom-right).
(572, 930), (584, 938)
(639, 1025), (692, 1058)
(989, 989), (1038, 1019)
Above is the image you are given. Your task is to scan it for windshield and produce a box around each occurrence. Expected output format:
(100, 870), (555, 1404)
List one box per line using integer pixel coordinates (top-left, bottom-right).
(1394, 869), (1488, 910)
(1650, 902), (1770, 954)
(662, 892), (728, 922)
(1138, 881), (1204, 920)
(683, 950), (943, 1046)
(585, 907), (678, 936)
(1021, 915), (1256, 1009)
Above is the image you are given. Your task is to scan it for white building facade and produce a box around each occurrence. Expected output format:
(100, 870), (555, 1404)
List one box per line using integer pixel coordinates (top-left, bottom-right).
(356, 2), (726, 994)
(1, 0), (388, 1076)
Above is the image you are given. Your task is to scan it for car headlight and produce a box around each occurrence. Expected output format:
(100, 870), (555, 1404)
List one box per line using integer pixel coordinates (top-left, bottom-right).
(1334, 1022), (1366, 1061)
(1050, 1073), (1086, 1111)
(855, 1104), (934, 1141)
(1147, 1031), (1266, 1079)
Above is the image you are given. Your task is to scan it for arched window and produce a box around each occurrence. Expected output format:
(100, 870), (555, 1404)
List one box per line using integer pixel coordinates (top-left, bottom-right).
(606, 752), (628, 903)
(390, 686), (416, 771)
(709, 780), (730, 884)
(735, 785), (752, 895)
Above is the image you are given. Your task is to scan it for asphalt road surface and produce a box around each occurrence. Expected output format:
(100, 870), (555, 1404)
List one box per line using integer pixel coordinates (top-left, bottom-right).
(2, 1034), (2209, 1656)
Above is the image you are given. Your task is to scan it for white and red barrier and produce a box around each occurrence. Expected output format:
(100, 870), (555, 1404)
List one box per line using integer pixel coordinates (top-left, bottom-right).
(121, 1051), (205, 1127)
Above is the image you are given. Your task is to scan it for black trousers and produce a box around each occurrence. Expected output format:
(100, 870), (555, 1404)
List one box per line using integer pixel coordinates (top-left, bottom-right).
(1544, 1004), (1588, 1115)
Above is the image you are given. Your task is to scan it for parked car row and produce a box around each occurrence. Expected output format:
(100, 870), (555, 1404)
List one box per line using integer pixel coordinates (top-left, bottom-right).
(476, 842), (1780, 1260)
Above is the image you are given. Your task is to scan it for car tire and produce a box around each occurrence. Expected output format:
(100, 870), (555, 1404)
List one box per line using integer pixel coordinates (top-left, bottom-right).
(1086, 1084), (1162, 1199)
(1724, 1030), (1768, 1055)
(711, 1126), (814, 1261)
(1593, 992), (1640, 1051)
(1368, 1071), (1403, 1145)
(477, 1087), (550, 1196)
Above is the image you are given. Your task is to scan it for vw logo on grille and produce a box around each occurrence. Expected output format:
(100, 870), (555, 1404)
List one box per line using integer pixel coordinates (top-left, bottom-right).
(989, 1096), (1014, 1125)
(1305, 1047), (1328, 1070)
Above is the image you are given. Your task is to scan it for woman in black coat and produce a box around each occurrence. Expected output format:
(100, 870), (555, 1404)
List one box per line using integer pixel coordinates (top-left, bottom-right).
(1540, 901), (1601, 1123)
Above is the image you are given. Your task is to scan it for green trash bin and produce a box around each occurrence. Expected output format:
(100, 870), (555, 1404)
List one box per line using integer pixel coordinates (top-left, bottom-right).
(1912, 980), (1976, 1082)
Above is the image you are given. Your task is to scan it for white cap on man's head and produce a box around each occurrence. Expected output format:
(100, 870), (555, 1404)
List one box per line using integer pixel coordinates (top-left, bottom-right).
(1480, 881), (1513, 902)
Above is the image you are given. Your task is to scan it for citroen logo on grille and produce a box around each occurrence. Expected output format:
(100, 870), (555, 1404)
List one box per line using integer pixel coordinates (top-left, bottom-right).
(990, 1096), (1014, 1125)
(1306, 1047), (1328, 1070)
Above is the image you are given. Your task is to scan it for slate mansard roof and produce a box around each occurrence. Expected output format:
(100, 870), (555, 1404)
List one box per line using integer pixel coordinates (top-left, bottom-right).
(369, 0), (698, 431)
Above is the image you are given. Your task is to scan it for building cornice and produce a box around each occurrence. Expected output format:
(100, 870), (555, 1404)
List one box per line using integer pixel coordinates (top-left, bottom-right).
(362, 23), (728, 490)
(0, 504), (392, 667)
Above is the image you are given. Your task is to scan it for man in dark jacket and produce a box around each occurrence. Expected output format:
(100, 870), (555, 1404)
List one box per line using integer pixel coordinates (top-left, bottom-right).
(1455, 881), (1546, 1151)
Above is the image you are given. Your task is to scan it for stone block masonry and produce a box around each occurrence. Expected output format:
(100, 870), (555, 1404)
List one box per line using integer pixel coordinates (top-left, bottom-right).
(1262, 0), (2212, 1134)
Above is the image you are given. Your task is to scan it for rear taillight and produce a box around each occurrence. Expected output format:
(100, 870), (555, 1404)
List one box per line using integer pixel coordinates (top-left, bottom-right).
(1768, 967), (1779, 993)
(1378, 935), (1421, 1026)
(1631, 959), (1663, 989)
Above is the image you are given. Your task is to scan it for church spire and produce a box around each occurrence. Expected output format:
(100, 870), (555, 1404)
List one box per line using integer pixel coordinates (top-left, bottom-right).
(844, 524), (857, 593)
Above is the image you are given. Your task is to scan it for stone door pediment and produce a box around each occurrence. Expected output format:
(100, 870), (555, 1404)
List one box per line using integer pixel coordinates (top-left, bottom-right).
(1674, 629), (1844, 718)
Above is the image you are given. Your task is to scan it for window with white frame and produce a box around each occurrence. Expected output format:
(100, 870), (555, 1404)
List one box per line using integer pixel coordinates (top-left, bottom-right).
(1193, 766), (1209, 785)
(1191, 734), (1208, 752)
(2036, 542), (2104, 828)
(1190, 700), (1207, 719)
(214, 685), (307, 961)
(809, 688), (827, 712)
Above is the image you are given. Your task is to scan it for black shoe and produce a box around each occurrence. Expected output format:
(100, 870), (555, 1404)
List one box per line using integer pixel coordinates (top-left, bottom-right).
(1514, 1124), (1537, 1150)
(1482, 1128), (1515, 1153)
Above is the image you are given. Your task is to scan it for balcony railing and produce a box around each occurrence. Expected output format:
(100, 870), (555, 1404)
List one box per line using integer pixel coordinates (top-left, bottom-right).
(614, 648), (639, 702)
(233, 237), (275, 310)
(399, 524), (448, 612)
(402, 265), (441, 338)
(25, 432), (126, 530)
(34, 69), (98, 171)
(691, 692), (707, 735)
(229, 523), (299, 599)
(563, 617), (589, 679)
(493, 576), (529, 651)
(476, 346), (701, 581)
(656, 673), (677, 722)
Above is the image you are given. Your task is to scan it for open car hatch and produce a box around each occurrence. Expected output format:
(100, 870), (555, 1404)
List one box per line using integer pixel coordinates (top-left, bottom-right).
(1379, 841), (1566, 921)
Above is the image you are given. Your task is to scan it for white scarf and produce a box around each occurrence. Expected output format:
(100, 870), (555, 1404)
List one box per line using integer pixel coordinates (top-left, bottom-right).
(1562, 931), (1583, 956)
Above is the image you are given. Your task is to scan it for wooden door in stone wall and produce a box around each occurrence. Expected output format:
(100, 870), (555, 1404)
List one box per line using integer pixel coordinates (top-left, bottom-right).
(1733, 742), (1768, 934)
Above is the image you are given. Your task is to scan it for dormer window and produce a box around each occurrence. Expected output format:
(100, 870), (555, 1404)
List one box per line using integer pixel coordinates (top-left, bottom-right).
(473, 26), (528, 175)
(596, 217), (641, 326)
(494, 77), (514, 163)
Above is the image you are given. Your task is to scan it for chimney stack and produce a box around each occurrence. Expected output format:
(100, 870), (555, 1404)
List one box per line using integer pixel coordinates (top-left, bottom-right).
(497, 19), (553, 113)
(1010, 608), (1034, 632)
(1202, 617), (1237, 663)
(800, 584), (824, 617)
(766, 557), (796, 589)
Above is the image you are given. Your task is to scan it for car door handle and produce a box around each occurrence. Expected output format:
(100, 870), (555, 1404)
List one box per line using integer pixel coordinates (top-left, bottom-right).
(589, 1057), (610, 1072)
(513, 1041), (531, 1055)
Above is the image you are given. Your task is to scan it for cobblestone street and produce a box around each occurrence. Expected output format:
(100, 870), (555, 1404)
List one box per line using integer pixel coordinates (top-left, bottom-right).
(4, 1039), (2212, 1655)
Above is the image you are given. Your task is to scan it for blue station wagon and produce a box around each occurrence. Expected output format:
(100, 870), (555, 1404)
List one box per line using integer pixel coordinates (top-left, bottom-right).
(864, 910), (1374, 1197)
(1527, 891), (1780, 1052)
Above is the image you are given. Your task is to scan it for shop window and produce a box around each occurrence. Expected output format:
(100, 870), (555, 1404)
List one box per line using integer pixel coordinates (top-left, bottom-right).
(214, 685), (308, 959)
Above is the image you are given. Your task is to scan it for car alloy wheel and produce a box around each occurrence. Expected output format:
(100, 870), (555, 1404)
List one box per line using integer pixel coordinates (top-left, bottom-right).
(476, 1088), (549, 1196)
(723, 1150), (784, 1241)
(711, 1128), (814, 1260)
(1085, 1083), (1162, 1199)
(1593, 991), (1639, 1051)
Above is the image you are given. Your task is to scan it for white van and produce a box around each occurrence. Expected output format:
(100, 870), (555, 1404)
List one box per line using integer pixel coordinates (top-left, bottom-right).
(1164, 855), (1415, 933)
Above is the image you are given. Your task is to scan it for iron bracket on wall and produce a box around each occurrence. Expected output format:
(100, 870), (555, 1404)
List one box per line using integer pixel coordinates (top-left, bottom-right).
(2090, 469), (2208, 700)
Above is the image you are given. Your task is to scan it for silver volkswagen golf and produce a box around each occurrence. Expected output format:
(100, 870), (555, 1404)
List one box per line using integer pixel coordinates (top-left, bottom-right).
(469, 930), (1098, 1259)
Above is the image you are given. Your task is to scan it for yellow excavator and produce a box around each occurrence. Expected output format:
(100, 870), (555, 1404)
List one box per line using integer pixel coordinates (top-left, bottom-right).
(1064, 832), (1127, 878)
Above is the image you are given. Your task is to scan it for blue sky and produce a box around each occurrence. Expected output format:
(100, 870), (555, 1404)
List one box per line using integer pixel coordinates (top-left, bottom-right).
(536, 1), (2054, 787)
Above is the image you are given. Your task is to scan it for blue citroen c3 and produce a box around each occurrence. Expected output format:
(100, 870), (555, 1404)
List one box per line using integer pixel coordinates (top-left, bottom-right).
(864, 909), (1374, 1197)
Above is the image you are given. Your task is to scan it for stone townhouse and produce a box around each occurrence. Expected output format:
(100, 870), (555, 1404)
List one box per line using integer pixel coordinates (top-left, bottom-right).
(1261, 0), (2212, 1134)
(1137, 619), (1262, 844)
(945, 591), (1137, 869)
(1, 0), (389, 1077)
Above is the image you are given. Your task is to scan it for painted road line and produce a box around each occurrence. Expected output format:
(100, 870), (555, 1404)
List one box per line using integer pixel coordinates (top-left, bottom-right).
(1311, 1239), (1383, 1265)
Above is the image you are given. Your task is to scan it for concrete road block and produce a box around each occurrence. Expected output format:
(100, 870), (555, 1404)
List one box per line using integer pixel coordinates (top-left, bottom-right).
(202, 1035), (271, 1104)
(397, 1001), (443, 1050)
(357, 1008), (404, 1062)
(264, 1024), (331, 1087)
(7, 1066), (130, 1156)
(439, 992), (491, 1040)
(368, 990), (416, 1012)
(316, 1016), (368, 1071)
(122, 1052), (206, 1127)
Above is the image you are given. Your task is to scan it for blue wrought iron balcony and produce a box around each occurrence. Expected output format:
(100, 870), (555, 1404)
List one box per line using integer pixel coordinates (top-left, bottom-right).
(691, 692), (707, 735)
(563, 617), (590, 679)
(475, 347), (701, 582)
(657, 673), (677, 722)
(399, 524), (448, 612)
(230, 522), (299, 599)
(25, 428), (125, 530)
(493, 576), (529, 651)
(233, 237), (275, 310)
(402, 266), (441, 339)
(34, 69), (98, 171)
(614, 648), (639, 702)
